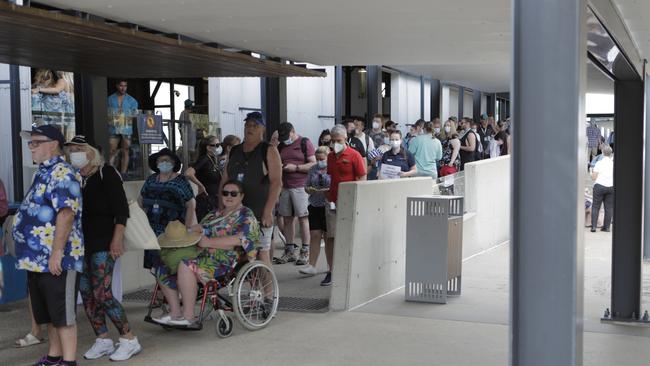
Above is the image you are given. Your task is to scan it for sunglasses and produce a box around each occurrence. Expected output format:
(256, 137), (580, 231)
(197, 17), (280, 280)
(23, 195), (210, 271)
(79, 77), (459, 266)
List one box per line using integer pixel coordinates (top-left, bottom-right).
(221, 190), (240, 197)
(28, 139), (53, 148)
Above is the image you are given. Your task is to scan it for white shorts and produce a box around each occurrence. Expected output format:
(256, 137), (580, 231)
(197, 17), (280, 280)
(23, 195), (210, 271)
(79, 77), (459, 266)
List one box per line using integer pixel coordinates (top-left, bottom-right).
(258, 226), (274, 252)
(278, 187), (310, 218)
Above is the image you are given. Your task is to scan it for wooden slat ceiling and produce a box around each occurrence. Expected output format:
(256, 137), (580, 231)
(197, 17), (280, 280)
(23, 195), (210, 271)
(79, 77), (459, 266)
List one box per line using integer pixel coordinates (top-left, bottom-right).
(0, 2), (325, 78)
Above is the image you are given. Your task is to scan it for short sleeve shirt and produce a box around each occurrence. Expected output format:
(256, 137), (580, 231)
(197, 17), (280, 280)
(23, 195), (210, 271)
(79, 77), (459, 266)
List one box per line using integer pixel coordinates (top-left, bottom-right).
(381, 149), (416, 173)
(280, 137), (315, 188)
(593, 156), (614, 187)
(305, 165), (331, 207)
(140, 174), (194, 236)
(13, 156), (84, 273)
(327, 147), (366, 203)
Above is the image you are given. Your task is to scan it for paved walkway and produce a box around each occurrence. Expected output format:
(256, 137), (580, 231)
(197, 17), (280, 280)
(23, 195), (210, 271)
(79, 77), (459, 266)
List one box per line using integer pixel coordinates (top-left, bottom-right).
(1, 229), (649, 365)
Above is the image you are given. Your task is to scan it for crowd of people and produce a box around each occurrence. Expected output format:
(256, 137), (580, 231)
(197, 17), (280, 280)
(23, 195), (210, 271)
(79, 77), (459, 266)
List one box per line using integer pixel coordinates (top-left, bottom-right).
(8, 110), (513, 365)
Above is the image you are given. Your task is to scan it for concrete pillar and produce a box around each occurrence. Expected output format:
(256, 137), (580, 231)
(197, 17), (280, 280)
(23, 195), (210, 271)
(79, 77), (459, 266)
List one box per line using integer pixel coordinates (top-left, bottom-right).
(511, 0), (586, 364)
(261, 77), (287, 139)
(430, 79), (441, 120)
(366, 65), (381, 119)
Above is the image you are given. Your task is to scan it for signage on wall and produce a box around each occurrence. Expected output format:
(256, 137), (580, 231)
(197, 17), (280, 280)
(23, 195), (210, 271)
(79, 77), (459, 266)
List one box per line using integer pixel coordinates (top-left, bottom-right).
(137, 113), (163, 144)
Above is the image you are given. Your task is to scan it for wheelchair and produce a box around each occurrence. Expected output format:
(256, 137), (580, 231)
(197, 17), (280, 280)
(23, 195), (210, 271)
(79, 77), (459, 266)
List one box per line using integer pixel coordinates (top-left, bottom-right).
(144, 259), (279, 338)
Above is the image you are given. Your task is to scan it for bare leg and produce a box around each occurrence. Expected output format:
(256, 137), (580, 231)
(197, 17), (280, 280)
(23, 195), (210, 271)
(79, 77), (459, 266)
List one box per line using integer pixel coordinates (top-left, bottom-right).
(308, 230), (323, 267)
(282, 216), (296, 248)
(176, 263), (198, 320)
(56, 325), (77, 362)
(158, 283), (182, 319)
(298, 216), (310, 248)
(47, 324), (62, 358)
(120, 137), (131, 173)
(28, 297), (42, 338)
(325, 238), (334, 272)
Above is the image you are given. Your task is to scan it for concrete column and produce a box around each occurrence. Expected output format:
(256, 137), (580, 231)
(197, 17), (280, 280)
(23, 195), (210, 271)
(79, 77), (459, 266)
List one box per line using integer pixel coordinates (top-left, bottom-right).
(511, 0), (586, 365)
(611, 80), (644, 319)
(9, 65), (23, 200)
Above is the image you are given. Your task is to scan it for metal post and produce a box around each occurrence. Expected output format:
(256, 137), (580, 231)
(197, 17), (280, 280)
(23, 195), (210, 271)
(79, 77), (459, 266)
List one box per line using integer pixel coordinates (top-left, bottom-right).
(487, 93), (496, 117)
(612, 80), (644, 319)
(511, 0), (586, 365)
(366, 65), (381, 120)
(458, 86), (464, 118)
(430, 79), (441, 120)
(9, 65), (23, 201)
(335, 66), (344, 125)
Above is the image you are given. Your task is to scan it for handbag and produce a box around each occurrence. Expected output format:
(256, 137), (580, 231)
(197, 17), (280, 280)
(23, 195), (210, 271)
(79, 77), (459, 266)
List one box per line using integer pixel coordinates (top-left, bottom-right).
(440, 165), (457, 177)
(124, 200), (160, 251)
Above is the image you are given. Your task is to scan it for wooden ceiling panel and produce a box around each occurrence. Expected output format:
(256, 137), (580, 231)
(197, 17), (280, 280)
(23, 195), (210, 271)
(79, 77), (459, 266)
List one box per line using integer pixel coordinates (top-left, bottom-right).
(0, 2), (325, 78)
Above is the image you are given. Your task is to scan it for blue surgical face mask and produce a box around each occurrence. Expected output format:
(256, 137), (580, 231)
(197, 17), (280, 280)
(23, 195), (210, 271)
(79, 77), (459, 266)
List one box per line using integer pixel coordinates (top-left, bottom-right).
(158, 161), (174, 173)
(317, 160), (327, 169)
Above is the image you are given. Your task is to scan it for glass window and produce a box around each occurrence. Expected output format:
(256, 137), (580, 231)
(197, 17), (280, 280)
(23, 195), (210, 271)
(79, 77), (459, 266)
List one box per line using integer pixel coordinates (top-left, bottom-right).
(30, 69), (75, 141)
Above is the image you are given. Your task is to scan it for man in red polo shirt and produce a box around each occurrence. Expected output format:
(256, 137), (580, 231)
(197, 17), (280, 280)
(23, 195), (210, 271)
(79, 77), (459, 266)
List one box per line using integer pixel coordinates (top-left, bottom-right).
(322, 124), (367, 286)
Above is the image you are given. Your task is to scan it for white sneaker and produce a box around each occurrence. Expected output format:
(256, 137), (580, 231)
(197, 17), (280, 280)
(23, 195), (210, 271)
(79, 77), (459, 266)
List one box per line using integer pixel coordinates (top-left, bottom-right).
(152, 315), (172, 325)
(299, 265), (318, 276)
(109, 337), (142, 362)
(84, 338), (115, 360)
(168, 317), (194, 326)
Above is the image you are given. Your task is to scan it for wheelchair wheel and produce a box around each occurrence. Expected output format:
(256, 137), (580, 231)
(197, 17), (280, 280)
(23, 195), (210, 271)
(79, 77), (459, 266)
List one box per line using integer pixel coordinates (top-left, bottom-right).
(232, 261), (279, 330)
(215, 315), (234, 338)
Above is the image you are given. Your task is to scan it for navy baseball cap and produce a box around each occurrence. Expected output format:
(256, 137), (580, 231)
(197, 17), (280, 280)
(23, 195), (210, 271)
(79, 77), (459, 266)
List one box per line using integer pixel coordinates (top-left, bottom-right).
(20, 125), (64, 148)
(184, 99), (194, 108)
(244, 111), (265, 127)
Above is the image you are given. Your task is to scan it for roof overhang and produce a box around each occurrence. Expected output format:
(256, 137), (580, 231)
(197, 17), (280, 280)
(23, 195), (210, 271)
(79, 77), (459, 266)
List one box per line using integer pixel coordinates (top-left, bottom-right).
(0, 2), (325, 78)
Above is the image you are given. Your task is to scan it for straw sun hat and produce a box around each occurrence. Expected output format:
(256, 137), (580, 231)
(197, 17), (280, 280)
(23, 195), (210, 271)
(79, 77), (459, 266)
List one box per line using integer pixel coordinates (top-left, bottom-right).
(158, 221), (201, 248)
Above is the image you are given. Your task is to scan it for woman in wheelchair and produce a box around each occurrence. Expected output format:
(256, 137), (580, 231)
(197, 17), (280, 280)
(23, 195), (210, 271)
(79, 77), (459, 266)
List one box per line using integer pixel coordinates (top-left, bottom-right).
(153, 180), (260, 326)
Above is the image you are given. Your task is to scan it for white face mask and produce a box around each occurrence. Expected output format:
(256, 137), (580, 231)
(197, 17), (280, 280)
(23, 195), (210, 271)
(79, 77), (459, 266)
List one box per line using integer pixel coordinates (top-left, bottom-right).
(445, 126), (451, 133)
(390, 140), (402, 149)
(214, 146), (223, 155)
(283, 138), (293, 145)
(70, 151), (88, 168)
(333, 142), (345, 154)
(434, 127), (441, 134)
(372, 121), (381, 129)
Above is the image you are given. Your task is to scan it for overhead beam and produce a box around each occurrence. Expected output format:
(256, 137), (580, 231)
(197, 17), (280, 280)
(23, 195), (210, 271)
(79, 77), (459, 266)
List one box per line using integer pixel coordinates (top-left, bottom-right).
(0, 2), (326, 78)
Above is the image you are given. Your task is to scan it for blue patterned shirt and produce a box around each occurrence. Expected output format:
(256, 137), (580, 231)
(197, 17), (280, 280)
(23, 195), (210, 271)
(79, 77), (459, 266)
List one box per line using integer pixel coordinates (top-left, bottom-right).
(13, 156), (84, 273)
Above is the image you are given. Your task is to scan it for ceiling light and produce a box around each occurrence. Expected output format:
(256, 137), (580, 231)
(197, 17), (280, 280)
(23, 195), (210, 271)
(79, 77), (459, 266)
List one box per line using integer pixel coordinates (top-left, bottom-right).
(358, 68), (367, 73)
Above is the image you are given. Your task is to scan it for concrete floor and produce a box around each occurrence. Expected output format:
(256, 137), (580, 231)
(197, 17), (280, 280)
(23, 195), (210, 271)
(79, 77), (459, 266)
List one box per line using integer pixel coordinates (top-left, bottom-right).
(1, 229), (649, 365)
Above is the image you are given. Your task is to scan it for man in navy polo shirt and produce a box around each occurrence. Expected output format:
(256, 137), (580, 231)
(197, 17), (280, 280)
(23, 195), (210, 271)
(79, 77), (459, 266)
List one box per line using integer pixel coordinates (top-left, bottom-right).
(14, 125), (83, 366)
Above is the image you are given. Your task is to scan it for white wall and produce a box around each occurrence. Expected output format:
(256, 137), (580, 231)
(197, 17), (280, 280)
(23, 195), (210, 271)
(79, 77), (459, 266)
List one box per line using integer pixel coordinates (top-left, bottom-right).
(462, 156), (510, 257)
(441, 85), (450, 121)
(463, 89), (473, 118)
(329, 156), (511, 311)
(286, 66), (335, 144)
(390, 73), (423, 133)
(423, 80), (431, 120)
(209, 77), (261, 140)
(329, 178), (434, 311)
(448, 86), (459, 119)
(481, 94), (487, 115)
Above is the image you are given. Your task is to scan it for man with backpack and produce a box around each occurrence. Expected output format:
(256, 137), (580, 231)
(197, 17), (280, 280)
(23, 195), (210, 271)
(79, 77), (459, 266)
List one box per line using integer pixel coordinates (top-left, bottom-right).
(276, 122), (317, 264)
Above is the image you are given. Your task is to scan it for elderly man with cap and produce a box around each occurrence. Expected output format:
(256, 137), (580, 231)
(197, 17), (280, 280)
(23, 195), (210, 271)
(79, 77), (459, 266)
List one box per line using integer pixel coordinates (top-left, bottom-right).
(275, 122), (316, 264)
(221, 112), (282, 269)
(477, 113), (495, 159)
(13, 125), (84, 366)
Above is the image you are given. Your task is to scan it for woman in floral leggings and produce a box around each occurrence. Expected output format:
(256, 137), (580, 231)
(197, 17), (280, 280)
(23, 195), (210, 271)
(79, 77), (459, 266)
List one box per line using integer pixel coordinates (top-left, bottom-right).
(65, 138), (141, 362)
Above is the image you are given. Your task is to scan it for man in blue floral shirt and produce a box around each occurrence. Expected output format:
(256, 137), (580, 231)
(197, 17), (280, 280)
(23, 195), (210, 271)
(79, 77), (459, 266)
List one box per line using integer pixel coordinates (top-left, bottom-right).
(13, 125), (83, 366)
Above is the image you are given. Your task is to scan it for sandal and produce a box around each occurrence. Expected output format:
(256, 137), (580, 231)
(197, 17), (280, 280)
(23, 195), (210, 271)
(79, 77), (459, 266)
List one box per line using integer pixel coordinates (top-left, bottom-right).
(14, 333), (44, 348)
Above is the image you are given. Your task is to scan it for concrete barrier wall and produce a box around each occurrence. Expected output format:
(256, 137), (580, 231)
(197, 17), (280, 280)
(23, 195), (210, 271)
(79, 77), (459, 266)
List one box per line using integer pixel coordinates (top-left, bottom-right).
(330, 178), (434, 311)
(462, 156), (511, 258)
